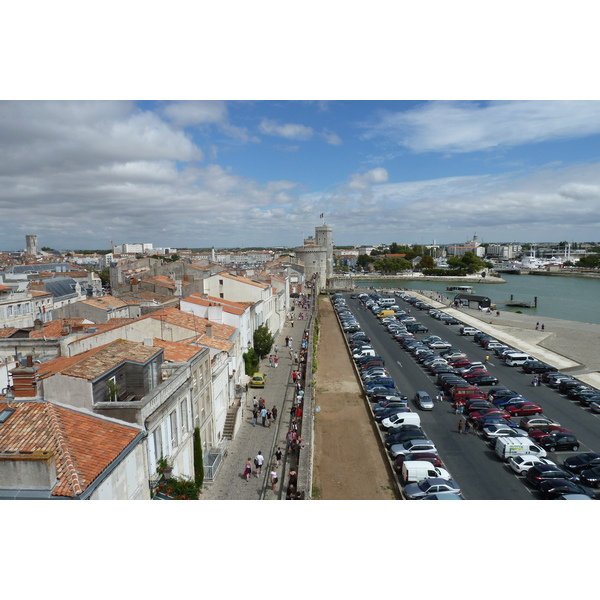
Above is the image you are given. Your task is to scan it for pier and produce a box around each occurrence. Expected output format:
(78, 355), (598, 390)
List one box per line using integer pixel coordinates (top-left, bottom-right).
(505, 294), (537, 308)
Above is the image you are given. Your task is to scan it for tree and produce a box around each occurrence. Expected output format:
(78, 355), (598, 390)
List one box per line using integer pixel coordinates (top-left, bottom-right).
(356, 254), (374, 270)
(578, 254), (600, 268)
(373, 257), (411, 274)
(96, 267), (110, 286)
(417, 255), (435, 270)
(193, 427), (204, 487)
(389, 242), (400, 254)
(447, 251), (488, 274)
(253, 324), (274, 360)
(243, 348), (259, 375)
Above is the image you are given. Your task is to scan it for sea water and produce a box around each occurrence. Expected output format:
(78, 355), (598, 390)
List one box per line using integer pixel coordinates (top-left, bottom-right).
(354, 274), (600, 325)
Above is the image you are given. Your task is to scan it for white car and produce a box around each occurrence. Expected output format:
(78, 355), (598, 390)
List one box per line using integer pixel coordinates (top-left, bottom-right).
(390, 439), (437, 458)
(508, 455), (556, 475)
(482, 425), (528, 440)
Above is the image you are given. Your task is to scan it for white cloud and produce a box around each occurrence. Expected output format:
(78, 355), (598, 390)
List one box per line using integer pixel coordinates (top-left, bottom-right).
(363, 101), (600, 154)
(161, 101), (228, 127)
(258, 118), (314, 141)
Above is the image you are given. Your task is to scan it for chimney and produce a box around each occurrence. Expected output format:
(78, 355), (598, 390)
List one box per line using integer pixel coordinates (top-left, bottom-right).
(10, 366), (38, 399)
(205, 324), (213, 338)
(33, 318), (43, 331)
(143, 337), (154, 347)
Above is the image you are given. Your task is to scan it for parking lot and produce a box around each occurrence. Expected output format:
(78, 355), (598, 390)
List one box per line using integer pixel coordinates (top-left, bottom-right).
(335, 291), (600, 500)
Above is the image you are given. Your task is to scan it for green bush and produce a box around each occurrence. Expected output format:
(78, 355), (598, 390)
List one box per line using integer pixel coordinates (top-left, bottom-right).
(243, 348), (259, 375)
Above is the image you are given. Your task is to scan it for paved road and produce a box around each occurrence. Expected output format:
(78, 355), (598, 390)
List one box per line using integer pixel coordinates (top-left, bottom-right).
(346, 293), (600, 500)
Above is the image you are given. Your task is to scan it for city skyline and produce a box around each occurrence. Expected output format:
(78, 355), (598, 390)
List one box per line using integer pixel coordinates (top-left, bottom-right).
(2, 100), (600, 251)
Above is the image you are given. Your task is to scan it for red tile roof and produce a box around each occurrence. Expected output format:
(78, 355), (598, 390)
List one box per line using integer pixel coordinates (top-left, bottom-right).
(0, 400), (141, 497)
(37, 339), (162, 381)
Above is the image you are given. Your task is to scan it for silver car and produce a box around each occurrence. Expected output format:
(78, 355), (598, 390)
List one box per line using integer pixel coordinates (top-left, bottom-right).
(404, 477), (461, 499)
(414, 391), (434, 411)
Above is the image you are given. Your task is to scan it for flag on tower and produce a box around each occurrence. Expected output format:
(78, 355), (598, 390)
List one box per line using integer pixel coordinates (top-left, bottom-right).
(319, 213), (324, 219)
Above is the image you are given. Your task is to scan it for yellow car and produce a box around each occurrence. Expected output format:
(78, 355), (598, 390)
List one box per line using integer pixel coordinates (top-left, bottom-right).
(249, 372), (266, 388)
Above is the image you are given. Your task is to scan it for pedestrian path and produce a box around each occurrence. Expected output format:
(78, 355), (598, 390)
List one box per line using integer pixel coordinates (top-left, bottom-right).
(200, 319), (307, 500)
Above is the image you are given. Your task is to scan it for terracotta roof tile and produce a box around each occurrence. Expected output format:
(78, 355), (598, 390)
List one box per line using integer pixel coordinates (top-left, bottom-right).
(0, 400), (141, 497)
(37, 339), (162, 380)
(152, 339), (205, 362)
(141, 307), (236, 340)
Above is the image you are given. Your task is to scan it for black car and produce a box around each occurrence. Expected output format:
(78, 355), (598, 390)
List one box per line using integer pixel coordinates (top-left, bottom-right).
(526, 464), (579, 487)
(579, 394), (600, 407)
(384, 428), (426, 449)
(521, 360), (558, 374)
(579, 466), (600, 488)
(537, 432), (580, 452)
(468, 374), (500, 386)
(407, 323), (429, 333)
(538, 478), (595, 499)
(564, 452), (600, 474)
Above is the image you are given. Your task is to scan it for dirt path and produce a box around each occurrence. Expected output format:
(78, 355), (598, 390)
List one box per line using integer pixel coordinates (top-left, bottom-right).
(312, 296), (397, 500)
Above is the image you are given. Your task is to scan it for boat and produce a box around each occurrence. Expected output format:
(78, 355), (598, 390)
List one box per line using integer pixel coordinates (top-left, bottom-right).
(446, 285), (474, 294)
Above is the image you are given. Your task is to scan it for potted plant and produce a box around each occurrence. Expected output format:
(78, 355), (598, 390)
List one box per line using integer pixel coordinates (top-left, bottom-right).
(156, 455), (173, 479)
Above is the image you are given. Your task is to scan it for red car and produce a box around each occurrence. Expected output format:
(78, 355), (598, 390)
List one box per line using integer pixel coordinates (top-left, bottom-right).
(463, 370), (490, 380)
(468, 408), (511, 422)
(448, 358), (472, 369)
(528, 426), (573, 441)
(504, 401), (543, 416)
(393, 452), (442, 473)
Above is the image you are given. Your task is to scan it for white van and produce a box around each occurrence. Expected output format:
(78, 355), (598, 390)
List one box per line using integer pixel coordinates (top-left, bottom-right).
(494, 436), (547, 461)
(353, 348), (376, 359)
(381, 411), (421, 429)
(378, 297), (396, 307)
(504, 353), (533, 367)
(401, 461), (451, 484)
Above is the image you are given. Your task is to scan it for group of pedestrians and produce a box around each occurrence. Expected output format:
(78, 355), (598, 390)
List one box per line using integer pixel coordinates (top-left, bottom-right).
(251, 396), (278, 427)
(457, 419), (473, 434)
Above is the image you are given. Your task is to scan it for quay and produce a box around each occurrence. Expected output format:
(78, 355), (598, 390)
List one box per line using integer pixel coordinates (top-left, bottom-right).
(411, 289), (600, 390)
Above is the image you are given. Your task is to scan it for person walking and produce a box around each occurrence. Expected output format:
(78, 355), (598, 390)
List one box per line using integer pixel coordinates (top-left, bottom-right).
(272, 406), (278, 423)
(268, 355), (273, 367)
(458, 420), (463, 434)
(274, 344), (278, 355)
(266, 409), (272, 427)
(260, 407), (268, 427)
(254, 451), (264, 477)
(270, 466), (278, 491)
(285, 336), (289, 347)
(273, 356), (279, 368)
(253, 396), (258, 409)
(275, 447), (283, 467)
(464, 420), (471, 434)
(243, 458), (252, 482)
(252, 407), (258, 427)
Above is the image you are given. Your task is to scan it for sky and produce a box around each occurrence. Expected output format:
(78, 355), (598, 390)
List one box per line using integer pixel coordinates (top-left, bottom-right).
(1, 3), (599, 255)
(2, 99), (600, 251)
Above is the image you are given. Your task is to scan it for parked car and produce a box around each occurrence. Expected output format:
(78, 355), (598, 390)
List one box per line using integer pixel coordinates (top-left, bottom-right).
(537, 432), (580, 452)
(519, 416), (561, 430)
(526, 464), (579, 487)
(390, 439), (437, 458)
(428, 340), (452, 349)
(468, 374), (500, 386)
(482, 424), (528, 440)
(527, 426), (573, 442)
(538, 479), (595, 500)
(508, 455), (556, 475)
(521, 360), (557, 374)
(579, 466), (600, 488)
(563, 453), (600, 474)
(403, 477), (461, 499)
(504, 401), (543, 416)
(393, 452), (442, 473)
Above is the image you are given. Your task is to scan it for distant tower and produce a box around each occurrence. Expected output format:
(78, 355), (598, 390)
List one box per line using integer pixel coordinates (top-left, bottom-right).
(315, 223), (333, 280)
(26, 234), (38, 256)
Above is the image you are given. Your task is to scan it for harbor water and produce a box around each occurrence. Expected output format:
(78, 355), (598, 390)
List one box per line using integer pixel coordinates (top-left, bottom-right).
(354, 273), (600, 325)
